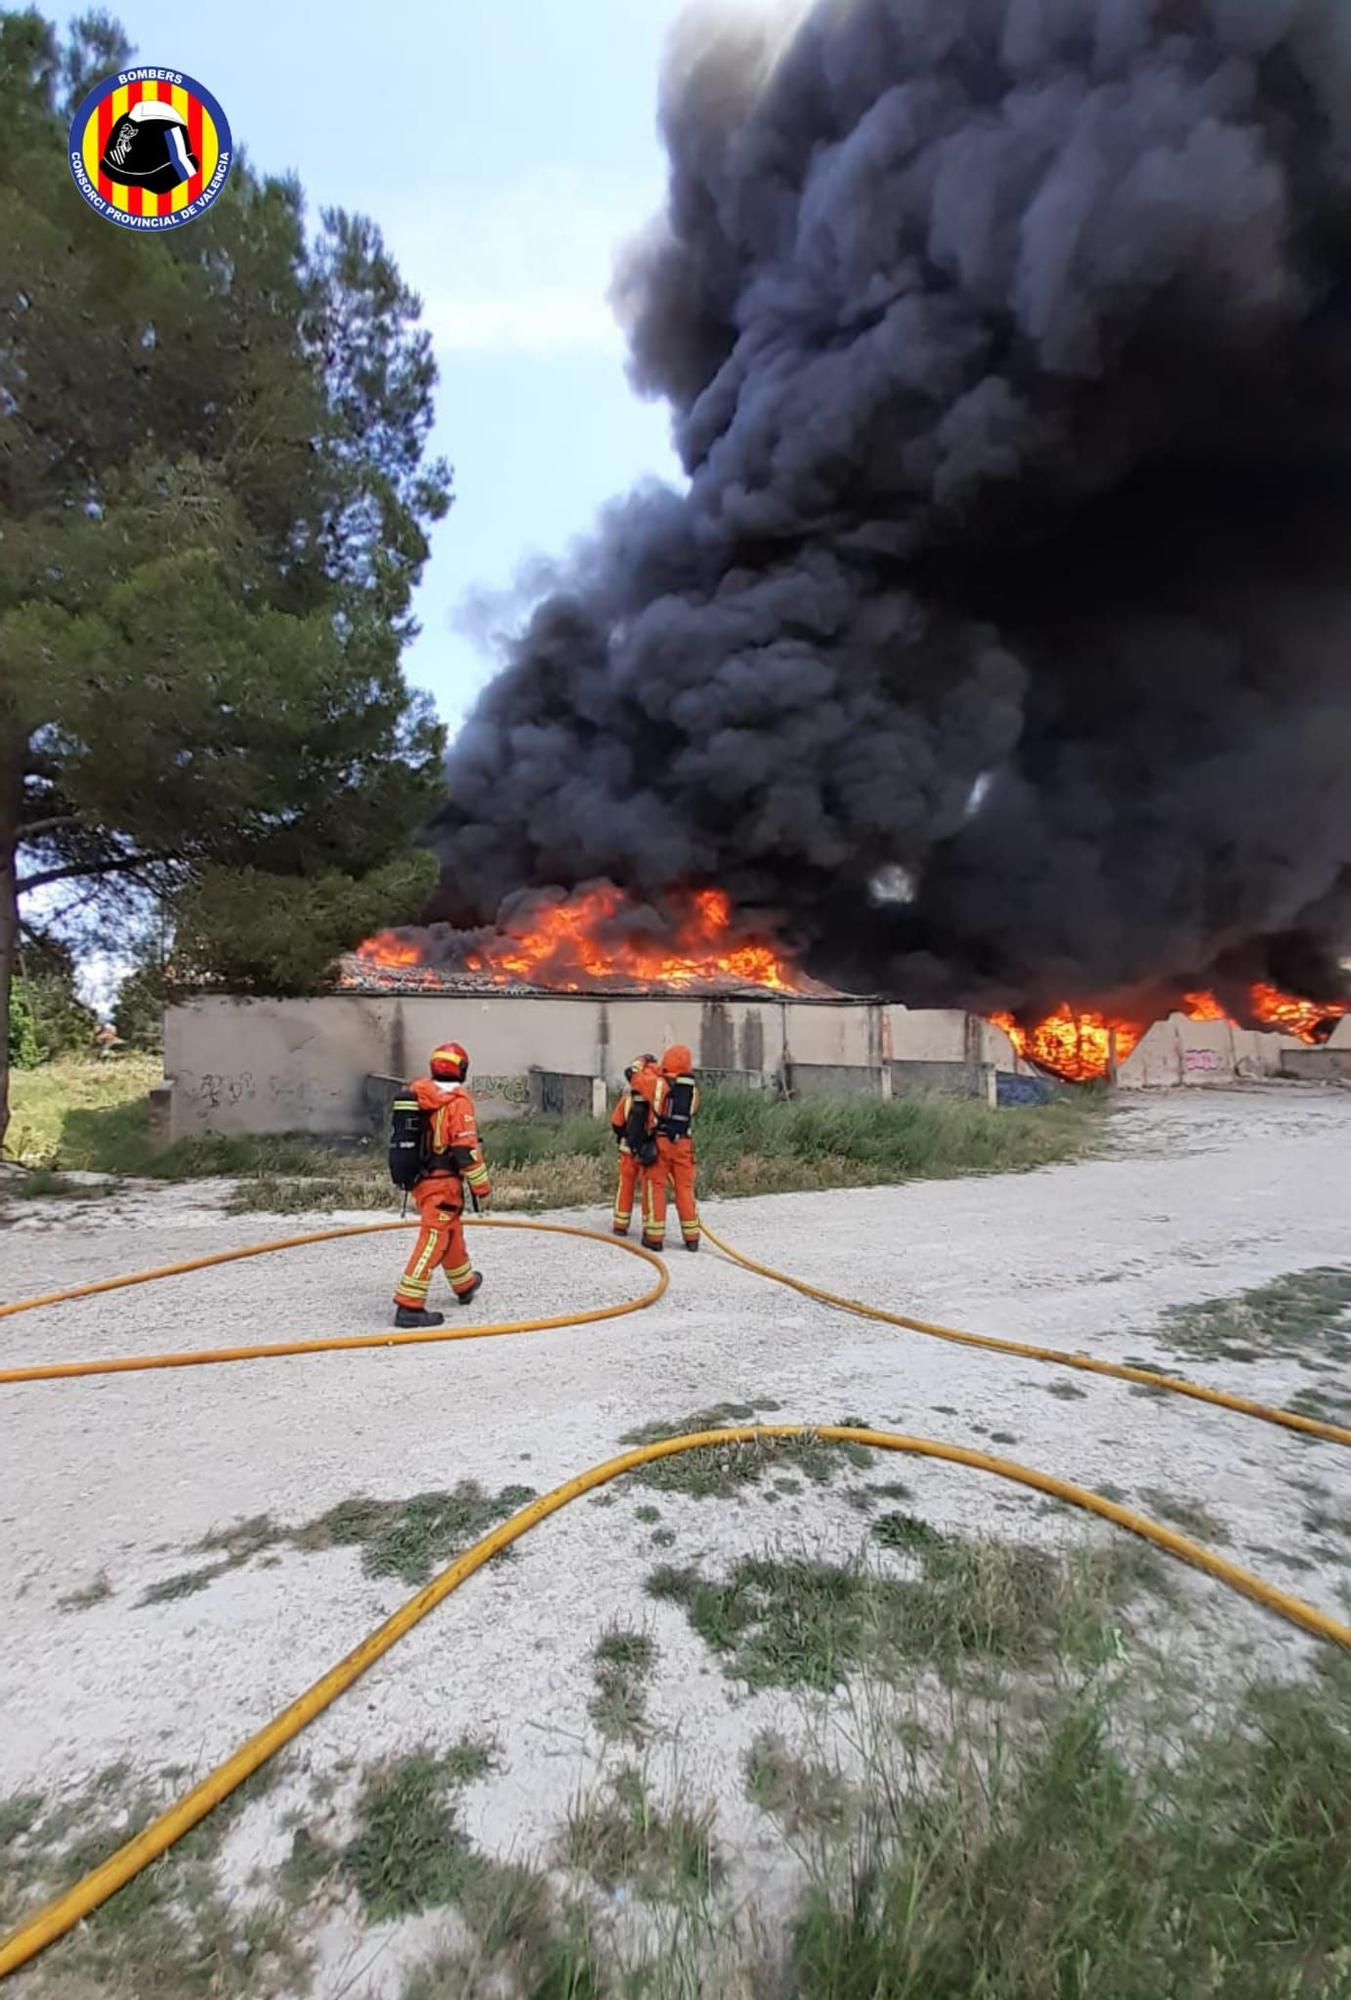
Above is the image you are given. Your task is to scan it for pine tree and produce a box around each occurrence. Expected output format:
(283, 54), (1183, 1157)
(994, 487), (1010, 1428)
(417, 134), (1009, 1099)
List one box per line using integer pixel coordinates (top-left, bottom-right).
(0, 9), (452, 1139)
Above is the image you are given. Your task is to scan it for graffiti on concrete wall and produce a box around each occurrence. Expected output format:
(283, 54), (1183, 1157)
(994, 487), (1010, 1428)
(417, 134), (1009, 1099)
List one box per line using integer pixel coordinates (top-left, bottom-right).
(195, 1071), (256, 1107)
(474, 1073), (530, 1107)
(1183, 1048), (1221, 1072)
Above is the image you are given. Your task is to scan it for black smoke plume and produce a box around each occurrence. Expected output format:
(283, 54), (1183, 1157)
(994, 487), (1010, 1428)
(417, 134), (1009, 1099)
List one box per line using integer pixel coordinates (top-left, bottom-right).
(427, 0), (1351, 1019)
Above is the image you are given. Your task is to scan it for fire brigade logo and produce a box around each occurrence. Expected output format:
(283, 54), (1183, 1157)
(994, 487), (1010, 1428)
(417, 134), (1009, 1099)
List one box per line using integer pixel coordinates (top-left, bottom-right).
(68, 69), (232, 231)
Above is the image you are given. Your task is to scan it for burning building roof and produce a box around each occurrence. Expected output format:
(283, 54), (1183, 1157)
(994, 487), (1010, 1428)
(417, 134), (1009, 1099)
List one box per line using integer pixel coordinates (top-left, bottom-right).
(337, 881), (1347, 1084)
(338, 884), (834, 999)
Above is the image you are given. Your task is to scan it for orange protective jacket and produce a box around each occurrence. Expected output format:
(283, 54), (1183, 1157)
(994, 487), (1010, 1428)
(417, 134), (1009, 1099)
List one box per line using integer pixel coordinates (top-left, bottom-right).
(610, 1064), (660, 1157)
(410, 1077), (491, 1202)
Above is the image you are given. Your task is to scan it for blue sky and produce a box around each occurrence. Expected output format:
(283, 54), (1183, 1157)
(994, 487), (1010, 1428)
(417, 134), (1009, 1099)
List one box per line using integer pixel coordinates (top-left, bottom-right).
(108, 0), (690, 733)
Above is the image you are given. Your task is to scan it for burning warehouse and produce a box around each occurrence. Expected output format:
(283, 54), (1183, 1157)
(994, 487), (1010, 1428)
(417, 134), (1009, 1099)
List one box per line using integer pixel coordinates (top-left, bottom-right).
(162, 886), (1350, 1143)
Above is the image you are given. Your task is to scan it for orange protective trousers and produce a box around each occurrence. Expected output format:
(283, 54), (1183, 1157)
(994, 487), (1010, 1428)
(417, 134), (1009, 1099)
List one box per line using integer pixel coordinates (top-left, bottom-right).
(613, 1150), (642, 1234)
(393, 1175), (477, 1307)
(643, 1136), (700, 1248)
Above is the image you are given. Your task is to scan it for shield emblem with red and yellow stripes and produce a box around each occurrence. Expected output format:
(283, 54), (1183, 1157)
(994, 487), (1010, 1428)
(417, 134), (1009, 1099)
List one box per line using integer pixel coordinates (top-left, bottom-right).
(68, 68), (232, 231)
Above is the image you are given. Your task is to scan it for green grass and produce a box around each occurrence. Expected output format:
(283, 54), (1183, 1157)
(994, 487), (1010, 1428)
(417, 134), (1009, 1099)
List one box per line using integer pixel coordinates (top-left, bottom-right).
(134, 1482), (539, 1608)
(137, 1565), (224, 1606)
(744, 1731), (854, 1840)
(0, 1793), (43, 1851)
(646, 1530), (1165, 1693)
(327, 1737), (505, 1925)
(290, 1482), (537, 1584)
(1138, 1488), (1231, 1544)
(4, 1055), (161, 1170)
(589, 1625), (658, 1746)
(392, 1658), (1351, 2000)
(783, 1667), (1351, 2000)
(0, 1761), (304, 2000)
(562, 1766), (719, 1901)
(1, 1167), (109, 1201)
(341, 1750), (481, 1921)
(6, 1057), (1099, 1211)
(618, 1405), (872, 1500)
(1152, 1268), (1351, 1369)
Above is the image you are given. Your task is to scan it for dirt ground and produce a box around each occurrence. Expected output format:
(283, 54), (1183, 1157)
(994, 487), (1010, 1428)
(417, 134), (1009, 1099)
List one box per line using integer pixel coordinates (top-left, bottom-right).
(1, 1085), (1348, 1996)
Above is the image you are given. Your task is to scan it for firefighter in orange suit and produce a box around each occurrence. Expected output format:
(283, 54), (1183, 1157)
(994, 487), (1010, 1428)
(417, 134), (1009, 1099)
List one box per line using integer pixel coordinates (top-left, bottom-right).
(392, 1042), (492, 1328)
(610, 1054), (658, 1237)
(644, 1044), (701, 1253)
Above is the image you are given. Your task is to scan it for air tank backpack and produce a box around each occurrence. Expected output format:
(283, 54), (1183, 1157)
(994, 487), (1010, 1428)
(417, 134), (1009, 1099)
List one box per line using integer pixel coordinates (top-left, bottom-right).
(624, 1091), (659, 1167)
(388, 1092), (428, 1190)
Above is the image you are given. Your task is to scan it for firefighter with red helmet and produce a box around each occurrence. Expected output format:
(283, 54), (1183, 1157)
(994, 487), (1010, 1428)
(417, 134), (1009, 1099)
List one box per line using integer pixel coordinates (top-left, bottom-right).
(609, 1054), (659, 1237)
(391, 1042), (492, 1328)
(643, 1045), (701, 1253)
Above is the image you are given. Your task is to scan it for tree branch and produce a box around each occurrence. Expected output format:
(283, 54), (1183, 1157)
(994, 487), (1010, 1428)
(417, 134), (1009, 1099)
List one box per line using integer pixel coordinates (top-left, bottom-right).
(17, 813), (87, 840)
(16, 853), (173, 897)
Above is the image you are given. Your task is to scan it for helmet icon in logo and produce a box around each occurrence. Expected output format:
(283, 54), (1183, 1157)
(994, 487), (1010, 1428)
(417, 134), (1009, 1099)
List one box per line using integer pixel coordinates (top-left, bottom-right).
(100, 100), (200, 196)
(68, 68), (232, 231)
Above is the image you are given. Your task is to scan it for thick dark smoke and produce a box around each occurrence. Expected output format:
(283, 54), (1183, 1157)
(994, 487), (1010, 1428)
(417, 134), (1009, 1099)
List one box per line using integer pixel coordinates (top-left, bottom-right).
(427, 0), (1351, 1016)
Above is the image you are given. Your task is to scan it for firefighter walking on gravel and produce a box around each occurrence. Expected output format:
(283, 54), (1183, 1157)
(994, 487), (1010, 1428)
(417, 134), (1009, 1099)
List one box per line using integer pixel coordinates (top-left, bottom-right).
(610, 1054), (659, 1238)
(389, 1042), (491, 1327)
(643, 1044), (701, 1254)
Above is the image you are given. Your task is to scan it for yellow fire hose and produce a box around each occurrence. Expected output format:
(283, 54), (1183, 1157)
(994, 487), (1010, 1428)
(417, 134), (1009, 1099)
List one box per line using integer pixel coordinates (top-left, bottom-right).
(699, 1224), (1351, 1450)
(1, 1425), (1347, 1980)
(0, 1220), (667, 1385)
(0, 1219), (1347, 1980)
(2, 1218), (1347, 1449)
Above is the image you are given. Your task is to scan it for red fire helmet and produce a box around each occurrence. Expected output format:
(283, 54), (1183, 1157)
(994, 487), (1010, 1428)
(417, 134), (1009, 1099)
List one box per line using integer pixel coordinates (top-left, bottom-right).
(429, 1042), (470, 1083)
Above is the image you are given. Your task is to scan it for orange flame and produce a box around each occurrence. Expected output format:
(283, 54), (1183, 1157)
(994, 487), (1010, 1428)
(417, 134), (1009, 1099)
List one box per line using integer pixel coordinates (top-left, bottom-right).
(1181, 990), (1226, 1021)
(992, 983), (1347, 1082)
(1248, 982), (1348, 1043)
(346, 886), (810, 995)
(988, 1007), (1144, 1083)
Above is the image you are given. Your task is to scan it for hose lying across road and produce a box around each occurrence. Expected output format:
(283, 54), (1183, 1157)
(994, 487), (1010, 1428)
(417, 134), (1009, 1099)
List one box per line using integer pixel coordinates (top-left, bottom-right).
(0, 1214), (1347, 1980)
(0, 1219), (669, 1383)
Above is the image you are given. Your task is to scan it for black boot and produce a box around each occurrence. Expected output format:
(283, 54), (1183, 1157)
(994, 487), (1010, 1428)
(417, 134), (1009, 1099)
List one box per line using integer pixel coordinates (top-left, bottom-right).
(454, 1271), (484, 1306)
(642, 1236), (665, 1254)
(394, 1305), (445, 1330)
(684, 1239), (700, 1253)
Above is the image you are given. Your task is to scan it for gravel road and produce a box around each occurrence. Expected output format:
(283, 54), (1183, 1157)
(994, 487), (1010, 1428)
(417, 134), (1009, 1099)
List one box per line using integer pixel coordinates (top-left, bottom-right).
(1, 1084), (1347, 1996)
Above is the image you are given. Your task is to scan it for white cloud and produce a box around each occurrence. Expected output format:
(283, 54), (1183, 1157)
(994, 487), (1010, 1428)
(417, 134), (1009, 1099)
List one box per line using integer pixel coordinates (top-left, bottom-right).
(399, 167), (662, 358)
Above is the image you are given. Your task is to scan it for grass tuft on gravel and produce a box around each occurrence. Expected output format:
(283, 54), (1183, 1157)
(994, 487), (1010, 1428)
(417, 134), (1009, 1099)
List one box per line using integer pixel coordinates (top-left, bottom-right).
(563, 1766), (720, 1901)
(0, 1761), (303, 1999)
(589, 1625), (659, 1746)
(619, 1406), (871, 1500)
(1152, 1267), (1351, 1369)
(135, 1482), (540, 1607)
(57, 1571), (113, 1613)
(647, 1529), (1165, 1692)
(744, 1731), (854, 1840)
(337, 1740), (497, 1922)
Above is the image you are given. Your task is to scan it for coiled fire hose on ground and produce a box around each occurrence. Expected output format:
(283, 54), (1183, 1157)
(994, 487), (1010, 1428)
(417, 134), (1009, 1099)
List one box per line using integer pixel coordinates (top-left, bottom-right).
(0, 1215), (1346, 1980)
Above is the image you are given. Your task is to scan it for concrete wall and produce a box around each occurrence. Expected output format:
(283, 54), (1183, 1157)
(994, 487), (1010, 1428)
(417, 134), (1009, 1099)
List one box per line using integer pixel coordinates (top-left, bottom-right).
(1114, 1012), (1351, 1088)
(892, 1059), (997, 1105)
(162, 992), (1349, 1140)
(166, 992), (893, 1141)
(1280, 1044), (1351, 1082)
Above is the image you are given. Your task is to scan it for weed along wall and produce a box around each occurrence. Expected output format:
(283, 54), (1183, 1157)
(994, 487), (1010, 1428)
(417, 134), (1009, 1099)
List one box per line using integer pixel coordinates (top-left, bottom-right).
(159, 993), (1342, 1142)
